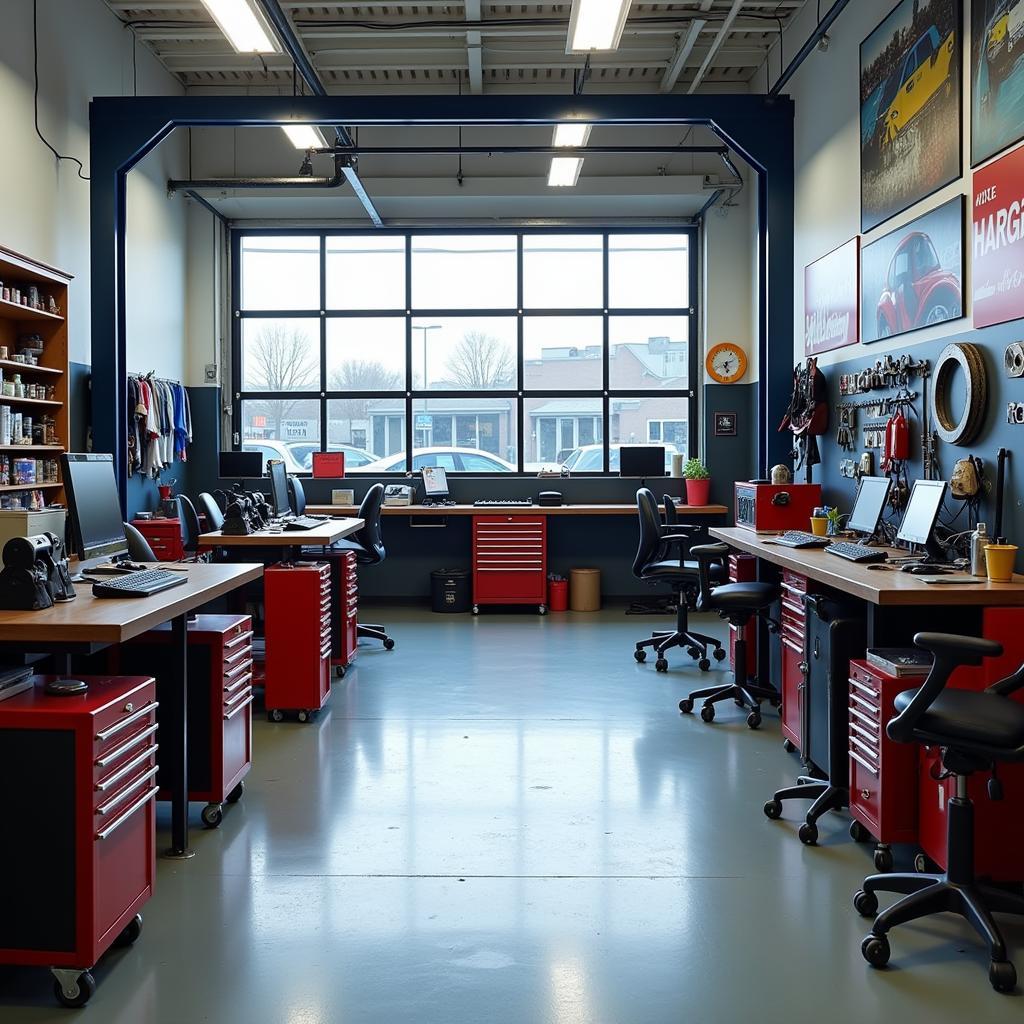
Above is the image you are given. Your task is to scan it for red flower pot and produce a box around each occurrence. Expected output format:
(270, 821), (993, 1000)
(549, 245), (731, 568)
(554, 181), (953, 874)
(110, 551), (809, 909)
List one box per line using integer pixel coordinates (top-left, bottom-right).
(685, 478), (711, 506)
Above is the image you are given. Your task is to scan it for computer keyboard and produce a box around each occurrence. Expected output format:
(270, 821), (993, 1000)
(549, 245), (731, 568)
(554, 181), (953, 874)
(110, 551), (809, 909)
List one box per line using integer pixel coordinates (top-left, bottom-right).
(773, 530), (831, 548)
(92, 569), (188, 599)
(824, 541), (888, 564)
(283, 516), (325, 531)
(473, 499), (534, 507)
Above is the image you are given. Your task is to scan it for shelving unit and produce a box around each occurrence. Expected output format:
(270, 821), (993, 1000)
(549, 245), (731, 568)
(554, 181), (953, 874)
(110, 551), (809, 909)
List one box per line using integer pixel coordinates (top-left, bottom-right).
(0, 246), (71, 508)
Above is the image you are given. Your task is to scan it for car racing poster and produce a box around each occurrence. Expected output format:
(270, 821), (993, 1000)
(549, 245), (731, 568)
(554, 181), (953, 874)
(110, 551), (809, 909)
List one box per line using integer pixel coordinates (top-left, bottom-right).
(972, 0), (1024, 166)
(973, 143), (1024, 327)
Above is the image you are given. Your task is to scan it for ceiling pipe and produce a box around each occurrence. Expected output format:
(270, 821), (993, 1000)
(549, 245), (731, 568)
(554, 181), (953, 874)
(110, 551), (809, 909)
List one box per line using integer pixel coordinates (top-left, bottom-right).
(311, 145), (729, 156)
(769, 0), (851, 96)
(168, 155), (348, 193)
(256, 0), (383, 225)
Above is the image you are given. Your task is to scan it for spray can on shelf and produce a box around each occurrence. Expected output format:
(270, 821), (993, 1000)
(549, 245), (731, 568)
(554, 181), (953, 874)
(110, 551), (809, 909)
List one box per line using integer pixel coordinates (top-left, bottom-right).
(971, 522), (989, 577)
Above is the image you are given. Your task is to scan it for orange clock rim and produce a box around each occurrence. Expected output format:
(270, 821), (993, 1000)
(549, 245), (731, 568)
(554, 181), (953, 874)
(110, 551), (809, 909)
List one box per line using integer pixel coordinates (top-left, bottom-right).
(705, 343), (747, 383)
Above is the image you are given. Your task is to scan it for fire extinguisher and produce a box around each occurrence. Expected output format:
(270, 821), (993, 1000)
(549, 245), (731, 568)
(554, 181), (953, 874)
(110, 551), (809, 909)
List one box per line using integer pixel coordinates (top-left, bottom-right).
(883, 409), (909, 472)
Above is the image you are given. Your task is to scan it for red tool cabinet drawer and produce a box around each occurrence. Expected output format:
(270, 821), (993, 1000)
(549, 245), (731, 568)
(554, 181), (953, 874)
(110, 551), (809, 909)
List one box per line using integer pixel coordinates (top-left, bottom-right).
(472, 515), (547, 609)
(130, 519), (184, 562)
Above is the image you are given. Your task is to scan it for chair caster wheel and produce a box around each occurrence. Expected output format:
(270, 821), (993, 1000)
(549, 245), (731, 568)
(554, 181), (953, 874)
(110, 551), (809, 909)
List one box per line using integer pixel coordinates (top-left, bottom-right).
(227, 781), (244, 804)
(678, 698), (694, 714)
(634, 649), (647, 663)
(849, 819), (870, 843)
(384, 637), (395, 649)
(686, 646), (700, 659)
(201, 803), (224, 829)
(763, 799), (782, 820)
(990, 959), (1017, 993)
(782, 738), (795, 753)
(873, 846), (894, 873)
(655, 658), (668, 673)
(53, 971), (96, 1009)
(861, 934), (890, 968)
(700, 703), (715, 723)
(698, 658), (711, 672)
(269, 709), (284, 723)
(746, 711), (762, 729)
(713, 646), (727, 661)
(114, 913), (143, 948)
(853, 890), (879, 918)
(798, 821), (818, 845)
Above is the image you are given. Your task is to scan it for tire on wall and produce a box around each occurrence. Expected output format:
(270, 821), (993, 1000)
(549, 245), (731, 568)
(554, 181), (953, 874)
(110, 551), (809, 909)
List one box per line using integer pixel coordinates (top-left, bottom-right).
(931, 342), (986, 446)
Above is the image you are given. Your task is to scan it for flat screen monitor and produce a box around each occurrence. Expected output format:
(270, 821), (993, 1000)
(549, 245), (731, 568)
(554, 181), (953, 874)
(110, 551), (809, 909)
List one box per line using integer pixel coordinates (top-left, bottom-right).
(619, 445), (666, 478)
(219, 451), (263, 480)
(61, 453), (129, 563)
(896, 479), (947, 546)
(267, 460), (290, 516)
(422, 466), (449, 498)
(847, 476), (892, 537)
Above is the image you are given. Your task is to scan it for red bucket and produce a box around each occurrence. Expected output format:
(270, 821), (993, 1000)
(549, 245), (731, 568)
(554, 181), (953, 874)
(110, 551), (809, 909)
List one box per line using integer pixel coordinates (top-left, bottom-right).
(547, 579), (568, 611)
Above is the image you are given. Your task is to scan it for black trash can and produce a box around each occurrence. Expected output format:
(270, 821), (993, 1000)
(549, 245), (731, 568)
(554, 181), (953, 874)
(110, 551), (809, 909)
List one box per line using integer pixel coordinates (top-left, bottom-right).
(431, 568), (471, 613)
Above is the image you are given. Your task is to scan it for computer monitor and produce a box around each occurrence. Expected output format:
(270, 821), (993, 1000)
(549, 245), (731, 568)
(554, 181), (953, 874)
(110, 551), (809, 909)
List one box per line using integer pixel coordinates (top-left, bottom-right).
(847, 476), (892, 538)
(422, 466), (449, 499)
(897, 479), (947, 556)
(61, 453), (129, 563)
(267, 459), (290, 516)
(620, 445), (666, 478)
(219, 451), (263, 480)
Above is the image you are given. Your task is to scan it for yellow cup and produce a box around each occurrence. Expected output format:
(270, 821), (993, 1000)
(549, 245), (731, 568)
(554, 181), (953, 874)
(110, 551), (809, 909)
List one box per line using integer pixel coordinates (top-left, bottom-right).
(810, 517), (828, 537)
(984, 543), (1018, 582)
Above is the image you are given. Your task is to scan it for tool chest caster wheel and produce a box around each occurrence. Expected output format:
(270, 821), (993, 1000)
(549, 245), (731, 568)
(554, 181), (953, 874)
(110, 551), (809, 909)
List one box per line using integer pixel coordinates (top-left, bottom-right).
(298, 710), (310, 723)
(873, 845), (894, 873)
(333, 665), (346, 679)
(114, 913), (143, 948)
(634, 649), (647, 662)
(798, 821), (818, 845)
(538, 605), (547, 615)
(678, 698), (694, 714)
(472, 605), (479, 615)
(227, 781), (244, 804)
(384, 637), (395, 650)
(269, 709), (284, 722)
(52, 970), (95, 1008)
(849, 820), (870, 843)
(782, 738), (795, 753)
(201, 803), (224, 829)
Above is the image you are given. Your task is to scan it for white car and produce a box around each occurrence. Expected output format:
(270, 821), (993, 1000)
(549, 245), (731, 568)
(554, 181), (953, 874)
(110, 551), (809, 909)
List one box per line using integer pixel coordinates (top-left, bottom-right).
(560, 443), (680, 474)
(241, 439), (306, 474)
(361, 446), (517, 473)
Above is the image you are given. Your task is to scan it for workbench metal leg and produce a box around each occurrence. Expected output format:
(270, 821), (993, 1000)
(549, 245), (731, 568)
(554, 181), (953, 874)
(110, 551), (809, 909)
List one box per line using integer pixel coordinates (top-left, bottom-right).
(164, 612), (194, 859)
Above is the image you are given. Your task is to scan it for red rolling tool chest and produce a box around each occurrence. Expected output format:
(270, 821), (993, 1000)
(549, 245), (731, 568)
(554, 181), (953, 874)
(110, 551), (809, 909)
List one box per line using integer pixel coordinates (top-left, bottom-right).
(264, 561), (332, 721)
(734, 482), (822, 533)
(472, 514), (548, 614)
(326, 549), (359, 675)
(778, 569), (810, 753)
(116, 615), (254, 829)
(130, 517), (184, 561)
(728, 554), (758, 680)
(847, 660), (919, 870)
(916, 607), (1024, 881)
(0, 675), (157, 1008)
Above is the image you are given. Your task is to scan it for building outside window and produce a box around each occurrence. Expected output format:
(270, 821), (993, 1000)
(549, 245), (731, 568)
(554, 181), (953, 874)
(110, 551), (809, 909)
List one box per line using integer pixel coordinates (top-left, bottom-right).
(232, 230), (696, 473)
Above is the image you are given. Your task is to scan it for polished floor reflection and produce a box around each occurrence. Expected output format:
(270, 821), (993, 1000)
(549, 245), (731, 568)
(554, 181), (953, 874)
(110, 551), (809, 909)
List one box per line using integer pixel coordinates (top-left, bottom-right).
(2, 607), (1022, 1021)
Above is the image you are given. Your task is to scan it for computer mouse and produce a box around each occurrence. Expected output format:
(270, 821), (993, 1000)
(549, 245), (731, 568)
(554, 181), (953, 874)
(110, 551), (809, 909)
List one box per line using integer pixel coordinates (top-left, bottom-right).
(906, 565), (946, 575)
(866, 563), (892, 571)
(45, 679), (89, 697)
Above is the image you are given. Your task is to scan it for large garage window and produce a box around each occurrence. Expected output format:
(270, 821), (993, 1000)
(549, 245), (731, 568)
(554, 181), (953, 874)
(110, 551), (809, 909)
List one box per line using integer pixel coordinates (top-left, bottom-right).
(232, 229), (696, 473)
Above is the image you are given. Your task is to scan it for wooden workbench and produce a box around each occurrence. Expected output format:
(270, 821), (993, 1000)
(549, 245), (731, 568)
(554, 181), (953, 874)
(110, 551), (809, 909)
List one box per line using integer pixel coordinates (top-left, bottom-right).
(198, 517), (364, 548)
(307, 503), (727, 518)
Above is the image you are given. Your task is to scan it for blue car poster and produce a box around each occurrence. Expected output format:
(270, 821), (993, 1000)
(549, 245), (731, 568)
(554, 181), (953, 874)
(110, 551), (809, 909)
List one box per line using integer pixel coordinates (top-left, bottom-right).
(972, 0), (1024, 165)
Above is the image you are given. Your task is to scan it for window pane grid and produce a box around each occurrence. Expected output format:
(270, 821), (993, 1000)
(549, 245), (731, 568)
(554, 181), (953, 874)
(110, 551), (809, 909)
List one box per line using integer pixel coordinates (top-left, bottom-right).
(234, 230), (696, 473)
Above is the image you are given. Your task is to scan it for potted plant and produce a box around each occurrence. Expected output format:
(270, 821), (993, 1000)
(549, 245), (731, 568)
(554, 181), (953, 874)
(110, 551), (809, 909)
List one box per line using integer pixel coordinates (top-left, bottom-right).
(682, 457), (711, 506)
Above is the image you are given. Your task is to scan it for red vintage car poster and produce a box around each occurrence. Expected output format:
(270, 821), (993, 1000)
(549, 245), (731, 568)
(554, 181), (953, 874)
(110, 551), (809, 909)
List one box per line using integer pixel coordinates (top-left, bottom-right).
(804, 238), (860, 355)
(974, 143), (1024, 328)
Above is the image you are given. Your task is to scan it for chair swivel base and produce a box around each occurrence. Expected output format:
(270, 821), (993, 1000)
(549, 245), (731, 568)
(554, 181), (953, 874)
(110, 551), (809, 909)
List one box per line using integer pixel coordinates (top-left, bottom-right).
(762, 777), (848, 846)
(679, 679), (779, 729)
(635, 629), (725, 673)
(358, 623), (395, 650)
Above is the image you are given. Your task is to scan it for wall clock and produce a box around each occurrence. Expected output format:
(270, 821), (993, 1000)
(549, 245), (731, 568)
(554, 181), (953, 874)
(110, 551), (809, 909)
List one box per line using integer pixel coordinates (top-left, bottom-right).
(705, 342), (747, 384)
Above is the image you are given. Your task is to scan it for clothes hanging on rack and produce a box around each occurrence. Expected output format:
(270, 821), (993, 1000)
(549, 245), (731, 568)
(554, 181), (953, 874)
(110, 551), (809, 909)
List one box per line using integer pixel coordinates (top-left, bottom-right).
(126, 373), (192, 478)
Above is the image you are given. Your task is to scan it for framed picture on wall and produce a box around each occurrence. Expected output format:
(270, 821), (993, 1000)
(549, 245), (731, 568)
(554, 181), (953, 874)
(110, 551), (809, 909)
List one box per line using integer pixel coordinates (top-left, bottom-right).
(973, 143), (1024, 327)
(713, 412), (737, 437)
(860, 195), (964, 344)
(804, 238), (860, 356)
(860, 0), (962, 232)
(971, 0), (1024, 165)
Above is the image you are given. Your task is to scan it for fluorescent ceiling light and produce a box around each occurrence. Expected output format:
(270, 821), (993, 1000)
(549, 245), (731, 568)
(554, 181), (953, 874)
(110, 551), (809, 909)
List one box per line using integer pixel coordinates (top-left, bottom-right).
(552, 123), (592, 148)
(200, 0), (282, 54)
(547, 157), (584, 187)
(566, 0), (631, 54)
(282, 125), (329, 150)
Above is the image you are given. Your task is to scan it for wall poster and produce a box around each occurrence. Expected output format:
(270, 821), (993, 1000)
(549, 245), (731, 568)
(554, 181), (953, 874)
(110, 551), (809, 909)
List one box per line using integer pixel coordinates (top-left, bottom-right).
(804, 238), (860, 356)
(973, 143), (1024, 327)
(971, 0), (1024, 165)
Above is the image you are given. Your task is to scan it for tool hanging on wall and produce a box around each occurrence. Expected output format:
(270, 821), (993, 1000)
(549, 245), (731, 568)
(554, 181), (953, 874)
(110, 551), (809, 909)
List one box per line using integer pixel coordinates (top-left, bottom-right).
(779, 357), (829, 482)
(836, 404), (856, 451)
(838, 353), (929, 395)
(882, 407), (909, 473)
(994, 447), (1009, 539)
(1005, 342), (1024, 377)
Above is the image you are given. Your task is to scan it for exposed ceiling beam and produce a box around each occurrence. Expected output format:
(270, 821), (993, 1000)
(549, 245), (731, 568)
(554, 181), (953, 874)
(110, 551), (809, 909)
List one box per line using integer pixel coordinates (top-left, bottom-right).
(660, 19), (705, 93)
(466, 0), (483, 94)
(687, 0), (743, 94)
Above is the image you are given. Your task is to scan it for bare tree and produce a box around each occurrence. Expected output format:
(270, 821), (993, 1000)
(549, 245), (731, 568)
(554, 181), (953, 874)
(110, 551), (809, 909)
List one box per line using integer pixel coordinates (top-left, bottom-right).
(245, 324), (318, 437)
(440, 331), (514, 389)
(328, 360), (403, 426)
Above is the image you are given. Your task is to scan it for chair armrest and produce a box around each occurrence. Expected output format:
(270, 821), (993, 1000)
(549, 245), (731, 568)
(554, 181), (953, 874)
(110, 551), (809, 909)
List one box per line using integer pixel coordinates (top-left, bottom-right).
(887, 632), (1002, 743)
(987, 663), (1024, 697)
(661, 532), (692, 544)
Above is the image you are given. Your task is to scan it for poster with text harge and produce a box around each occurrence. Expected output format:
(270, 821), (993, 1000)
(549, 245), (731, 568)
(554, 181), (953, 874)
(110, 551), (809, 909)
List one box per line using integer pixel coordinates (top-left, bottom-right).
(972, 0), (1024, 165)
(861, 0), (962, 232)
(973, 144), (1024, 327)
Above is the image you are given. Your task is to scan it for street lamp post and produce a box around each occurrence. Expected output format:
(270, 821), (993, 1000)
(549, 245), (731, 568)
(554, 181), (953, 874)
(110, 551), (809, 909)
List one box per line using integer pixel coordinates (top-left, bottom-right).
(413, 324), (441, 450)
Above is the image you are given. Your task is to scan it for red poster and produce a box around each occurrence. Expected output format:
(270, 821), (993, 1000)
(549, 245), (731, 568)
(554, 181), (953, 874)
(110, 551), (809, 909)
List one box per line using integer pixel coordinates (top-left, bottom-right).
(804, 238), (860, 355)
(974, 145), (1024, 329)
(312, 451), (345, 478)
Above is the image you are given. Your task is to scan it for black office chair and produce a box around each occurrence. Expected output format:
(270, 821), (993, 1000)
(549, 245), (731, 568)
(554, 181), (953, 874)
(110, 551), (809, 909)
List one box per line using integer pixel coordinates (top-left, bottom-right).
(678, 542), (781, 728)
(855, 632), (1024, 993)
(288, 475), (306, 515)
(632, 488), (725, 672)
(196, 492), (225, 533)
(123, 522), (156, 561)
(176, 494), (205, 561)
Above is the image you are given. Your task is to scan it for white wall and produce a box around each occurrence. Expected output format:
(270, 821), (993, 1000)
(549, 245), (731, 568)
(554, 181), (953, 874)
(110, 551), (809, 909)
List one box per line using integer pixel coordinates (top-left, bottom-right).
(753, 0), (977, 369)
(0, 0), (186, 377)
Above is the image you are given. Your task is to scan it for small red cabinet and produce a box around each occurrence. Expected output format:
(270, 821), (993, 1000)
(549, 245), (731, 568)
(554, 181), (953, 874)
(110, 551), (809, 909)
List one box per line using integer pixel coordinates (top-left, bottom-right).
(130, 518), (184, 561)
(264, 561), (332, 720)
(0, 676), (157, 1004)
(778, 569), (809, 751)
(326, 549), (359, 673)
(728, 554), (758, 678)
(472, 515), (547, 612)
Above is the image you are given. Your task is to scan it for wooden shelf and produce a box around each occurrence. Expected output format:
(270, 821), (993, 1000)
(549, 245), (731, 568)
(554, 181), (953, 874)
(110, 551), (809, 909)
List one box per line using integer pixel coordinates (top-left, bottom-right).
(0, 445), (63, 453)
(0, 359), (62, 377)
(0, 482), (62, 493)
(0, 298), (64, 323)
(0, 396), (62, 409)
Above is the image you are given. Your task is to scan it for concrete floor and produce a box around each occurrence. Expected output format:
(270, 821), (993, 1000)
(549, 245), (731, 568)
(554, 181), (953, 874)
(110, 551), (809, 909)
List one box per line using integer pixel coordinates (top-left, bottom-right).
(2, 606), (1022, 1020)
